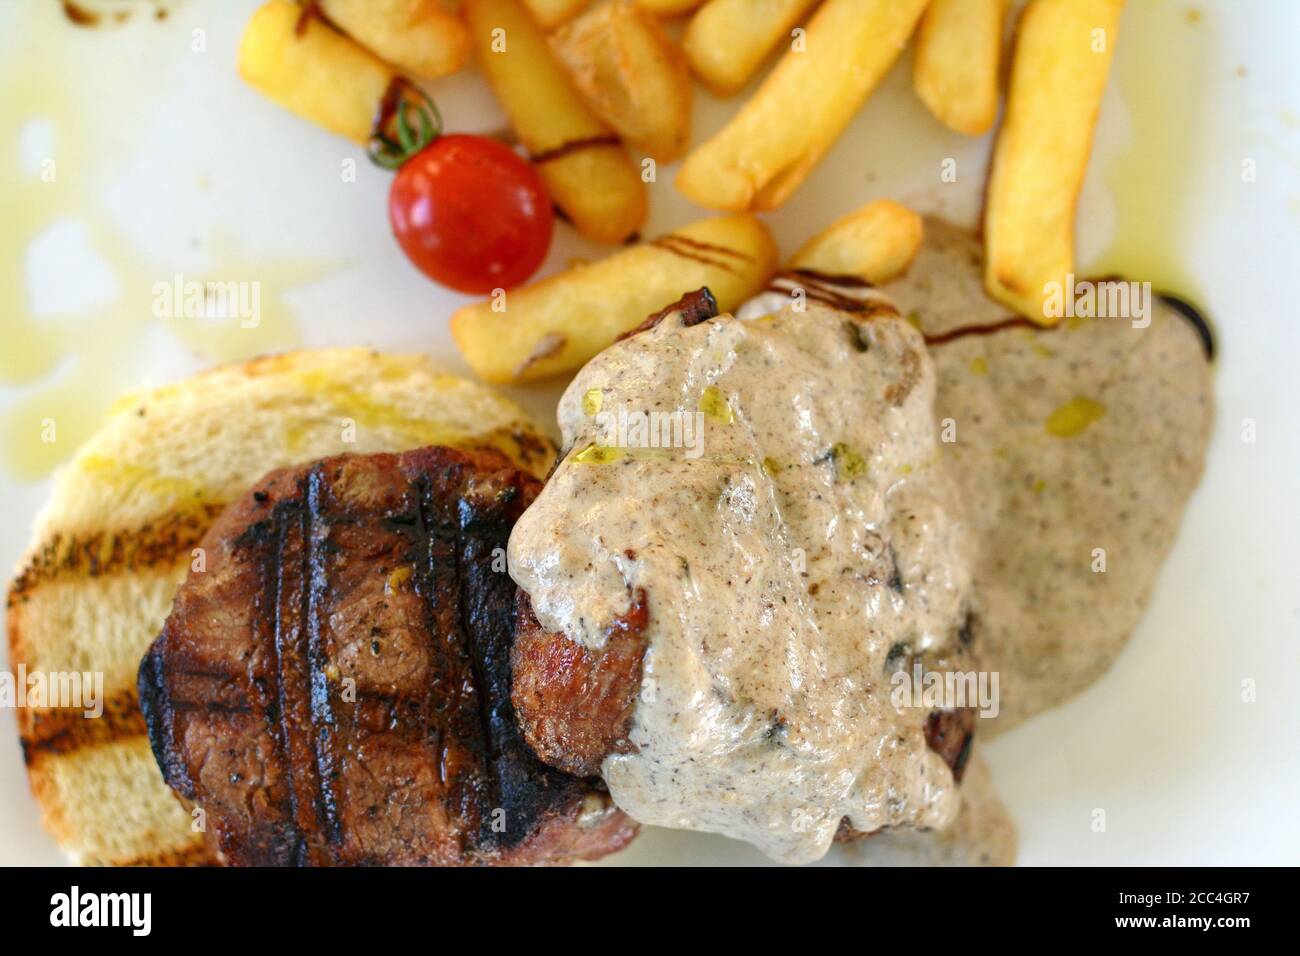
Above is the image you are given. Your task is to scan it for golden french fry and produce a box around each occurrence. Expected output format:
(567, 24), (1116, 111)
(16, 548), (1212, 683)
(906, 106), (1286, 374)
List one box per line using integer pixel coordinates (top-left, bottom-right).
(466, 0), (646, 243)
(520, 0), (592, 29)
(549, 0), (693, 162)
(318, 0), (471, 79)
(238, 0), (397, 145)
(913, 0), (1008, 136)
(634, 0), (706, 15)
(790, 200), (923, 284)
(676, 0), (930, 212)
(682, 0), (821, 98)
(451, 215), (778, 383)
(984, 0), (1124, 324)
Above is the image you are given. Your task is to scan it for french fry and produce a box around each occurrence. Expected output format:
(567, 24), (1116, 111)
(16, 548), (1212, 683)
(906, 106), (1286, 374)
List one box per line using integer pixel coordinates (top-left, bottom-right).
(520, 0), (592, 29)
(682, 0), (821, 98)
(633, 0), (706, 15)
(984, 0), (1124, 324)
(549, 1), (693, 162)
(238, 0), (398, 145)
(451, 214), (778, 382)
(466, 0), (647, 244)
(676, 0), (930, 212)
(318, 0), (471, 79)
(790, 200), (923, 284)
(913, 0), (1008, 136)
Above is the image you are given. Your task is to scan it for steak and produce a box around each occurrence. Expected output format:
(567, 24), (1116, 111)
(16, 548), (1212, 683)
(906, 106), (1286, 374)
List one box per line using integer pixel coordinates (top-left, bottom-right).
(511, 589), (648, 778)
(138, 446), (637, 866)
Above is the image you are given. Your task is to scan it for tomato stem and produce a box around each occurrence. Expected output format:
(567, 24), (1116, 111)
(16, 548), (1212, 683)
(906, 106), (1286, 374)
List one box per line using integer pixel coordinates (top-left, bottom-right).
(368, 84), (444, 171)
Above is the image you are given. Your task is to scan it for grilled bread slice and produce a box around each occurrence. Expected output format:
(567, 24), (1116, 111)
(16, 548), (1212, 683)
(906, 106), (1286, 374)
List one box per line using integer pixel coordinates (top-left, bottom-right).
(6, 348), (556, 865)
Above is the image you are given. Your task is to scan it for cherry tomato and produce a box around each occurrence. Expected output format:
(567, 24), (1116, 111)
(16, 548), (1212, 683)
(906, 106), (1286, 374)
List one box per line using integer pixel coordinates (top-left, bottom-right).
(388, 134), (554, 295)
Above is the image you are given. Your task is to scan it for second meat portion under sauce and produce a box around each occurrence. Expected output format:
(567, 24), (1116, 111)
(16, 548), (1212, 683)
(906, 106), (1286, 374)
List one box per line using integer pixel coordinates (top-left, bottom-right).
(509, 303), (977, 864)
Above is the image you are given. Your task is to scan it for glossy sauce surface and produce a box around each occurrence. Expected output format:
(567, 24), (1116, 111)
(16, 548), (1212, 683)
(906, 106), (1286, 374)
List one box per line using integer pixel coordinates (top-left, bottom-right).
(888, 220), (1214, 730)
(510, 304), (973, 863)
(511, 219), (1213, 865)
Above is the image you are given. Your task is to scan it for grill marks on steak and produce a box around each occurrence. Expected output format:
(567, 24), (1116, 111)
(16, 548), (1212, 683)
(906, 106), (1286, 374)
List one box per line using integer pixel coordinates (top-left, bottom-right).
(139, 447), (636, 866)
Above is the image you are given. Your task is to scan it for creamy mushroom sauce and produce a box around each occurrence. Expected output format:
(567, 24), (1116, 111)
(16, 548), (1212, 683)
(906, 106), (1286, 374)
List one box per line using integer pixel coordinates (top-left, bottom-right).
(509, 218), (1213, 865)
(509, 302), (974, 864)
(889, 220), (1214, 731)
(839, 757), (1015, 867)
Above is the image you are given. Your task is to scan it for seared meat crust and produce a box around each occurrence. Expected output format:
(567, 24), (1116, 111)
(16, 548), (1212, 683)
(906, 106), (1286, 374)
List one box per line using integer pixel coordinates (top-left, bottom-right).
(139, 446), (636, 866)
(924, 707), (976, 783)
(617, 287), (720, 342)
(510, 590), (648, 778)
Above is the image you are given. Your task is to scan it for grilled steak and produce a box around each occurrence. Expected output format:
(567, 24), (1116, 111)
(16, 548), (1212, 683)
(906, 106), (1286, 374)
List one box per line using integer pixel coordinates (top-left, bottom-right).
(138, 446), (636, 866)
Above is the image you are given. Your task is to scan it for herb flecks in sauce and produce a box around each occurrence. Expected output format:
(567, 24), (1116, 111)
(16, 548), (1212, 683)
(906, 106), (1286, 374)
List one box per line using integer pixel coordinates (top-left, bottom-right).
(510, 305), (973, 864)
(829, 441), (868, 480)
(1045, 397), (1107, 438)
(887, 218), (1213, 735)
(573, 443), (625, 465)
(698, 385), (734, 424)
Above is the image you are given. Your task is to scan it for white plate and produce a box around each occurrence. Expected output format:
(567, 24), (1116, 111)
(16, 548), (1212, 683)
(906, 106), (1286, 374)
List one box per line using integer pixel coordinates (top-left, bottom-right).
(1, 0), (1297, 866)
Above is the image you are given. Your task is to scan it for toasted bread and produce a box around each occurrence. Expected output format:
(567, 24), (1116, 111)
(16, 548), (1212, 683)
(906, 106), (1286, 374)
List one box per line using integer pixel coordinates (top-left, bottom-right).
(6, 348), (556, 865)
